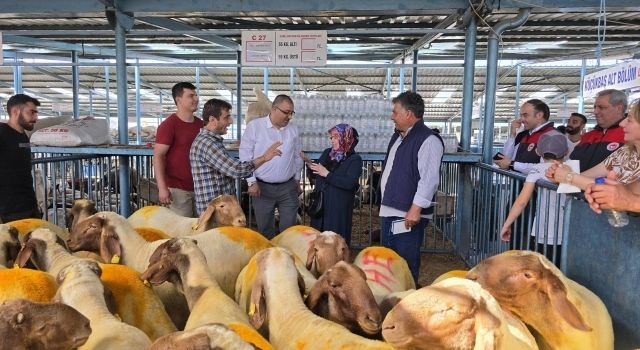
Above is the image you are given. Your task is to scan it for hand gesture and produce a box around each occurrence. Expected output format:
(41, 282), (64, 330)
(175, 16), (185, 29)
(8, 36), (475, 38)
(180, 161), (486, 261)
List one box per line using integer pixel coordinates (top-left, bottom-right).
(308, 162), (329, 177)
(494, 155), (513, 170)
(158, 187), (172, 205)
(248, 182), (261, 198)
(262, 141), (283, 161)
(510, 120), (522, 136)
(500, 225), (511, 241)
(544, 161), (562, 182)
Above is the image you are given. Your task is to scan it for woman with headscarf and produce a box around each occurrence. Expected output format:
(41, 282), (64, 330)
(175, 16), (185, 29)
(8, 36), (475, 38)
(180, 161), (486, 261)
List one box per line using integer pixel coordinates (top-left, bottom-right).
(306, 123), (363, 246)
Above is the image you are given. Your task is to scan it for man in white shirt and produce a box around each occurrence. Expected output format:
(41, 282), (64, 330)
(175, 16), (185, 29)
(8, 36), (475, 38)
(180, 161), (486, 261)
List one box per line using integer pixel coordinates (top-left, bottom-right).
(240, 95), (303, 238)
(563, 112), (587, 156)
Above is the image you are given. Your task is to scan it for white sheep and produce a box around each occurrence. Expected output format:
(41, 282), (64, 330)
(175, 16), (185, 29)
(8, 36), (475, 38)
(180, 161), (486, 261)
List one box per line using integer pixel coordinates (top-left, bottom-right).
(148, 323), (255, 350)
(141, 238), (273, 350)
(0, 298), (91, 350)
(127, 195), (247, 237)
(55, 260), (152, 349)
(431, 269), (468, 285)
(14, 228), (176, 341)
(6, 218), (69, 242)
(467, 250), (614, 350)
(353, 246), (416, 305)
(69, 211), (273, 297)
(382, 277), (539, 350)
(248, 247), (395, 350)
(272, 227), (349, 277)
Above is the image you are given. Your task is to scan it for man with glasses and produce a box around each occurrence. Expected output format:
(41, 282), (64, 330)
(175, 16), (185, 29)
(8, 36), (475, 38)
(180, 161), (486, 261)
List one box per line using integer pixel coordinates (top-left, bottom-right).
(240, 94), (303, 238)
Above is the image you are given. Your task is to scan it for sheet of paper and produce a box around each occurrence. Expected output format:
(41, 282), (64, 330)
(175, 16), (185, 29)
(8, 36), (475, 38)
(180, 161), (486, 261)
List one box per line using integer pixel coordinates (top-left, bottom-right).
(557, 159), (582, 193)
(392, 219), (411, 235)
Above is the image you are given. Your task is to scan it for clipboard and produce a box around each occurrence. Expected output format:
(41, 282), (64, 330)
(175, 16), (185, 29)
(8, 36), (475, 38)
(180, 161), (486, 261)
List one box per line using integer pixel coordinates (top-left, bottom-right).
(392, 219), (411, 235)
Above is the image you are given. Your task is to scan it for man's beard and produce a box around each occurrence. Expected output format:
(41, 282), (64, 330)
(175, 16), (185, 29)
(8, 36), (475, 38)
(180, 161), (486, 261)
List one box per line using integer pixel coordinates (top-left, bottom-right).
(18, 111), (35, 131)
(565, 126), (581, 135)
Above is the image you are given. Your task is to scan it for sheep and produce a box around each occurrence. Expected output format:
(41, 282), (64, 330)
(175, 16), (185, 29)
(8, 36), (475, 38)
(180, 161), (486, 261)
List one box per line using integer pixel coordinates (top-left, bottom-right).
(305, 261), (382, 336)
(6, 218), (69, 242)
(379, 289), (416, 321)
(55, 260), (152, 349)
(353, 246), (416, 305)
(127, 195), (247, 237)
(141, 238), (273, 350)
(65, 199), (97, 232)
(382, 277), (539, 350)
(14, 228), (176, 340)
(134, 227), (171, 241)
(148, 323), (255, 350)
(431, 269), (469, 285)
(0, 298), (92, 350)
(0, 224), (21, 267)
(69, 211), (273, 297)
(0, 268), (58, 303)
(467, 250), (614, 350)
(248, 247), (395, 349)
(272, 227), (349, 277)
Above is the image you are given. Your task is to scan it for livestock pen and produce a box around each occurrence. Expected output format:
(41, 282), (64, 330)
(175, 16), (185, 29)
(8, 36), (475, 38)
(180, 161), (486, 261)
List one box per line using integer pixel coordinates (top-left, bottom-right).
(30, 146), (639, 347)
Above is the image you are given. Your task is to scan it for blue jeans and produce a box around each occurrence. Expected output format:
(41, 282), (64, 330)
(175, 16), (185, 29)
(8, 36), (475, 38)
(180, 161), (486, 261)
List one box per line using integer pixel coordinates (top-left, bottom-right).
(380, 216), (428, 286)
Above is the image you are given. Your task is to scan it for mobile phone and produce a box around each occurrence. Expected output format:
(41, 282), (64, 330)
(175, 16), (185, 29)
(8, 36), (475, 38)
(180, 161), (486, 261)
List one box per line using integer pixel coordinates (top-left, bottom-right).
(493, 152), (504, 161)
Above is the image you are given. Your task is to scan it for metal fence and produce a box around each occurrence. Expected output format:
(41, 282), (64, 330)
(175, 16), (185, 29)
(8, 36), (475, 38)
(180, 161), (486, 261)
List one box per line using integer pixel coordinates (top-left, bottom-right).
(30, 148), (570, 267)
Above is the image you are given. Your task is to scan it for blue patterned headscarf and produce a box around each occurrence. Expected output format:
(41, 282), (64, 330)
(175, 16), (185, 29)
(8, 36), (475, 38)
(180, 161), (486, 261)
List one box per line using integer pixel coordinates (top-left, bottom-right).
(328, 123), (359, 162)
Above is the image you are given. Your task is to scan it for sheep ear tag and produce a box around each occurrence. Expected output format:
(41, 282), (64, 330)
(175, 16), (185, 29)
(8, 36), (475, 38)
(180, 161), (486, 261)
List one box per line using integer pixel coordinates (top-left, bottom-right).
(249, 302), (256, 316)
(110, 255), (120, 264)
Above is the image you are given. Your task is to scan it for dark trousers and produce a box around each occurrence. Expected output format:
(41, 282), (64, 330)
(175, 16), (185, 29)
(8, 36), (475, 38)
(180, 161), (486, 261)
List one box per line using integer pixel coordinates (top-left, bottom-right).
(251, 178), (299, 239)
(0, 207), (42, 224)
(380, 216), (428, 286)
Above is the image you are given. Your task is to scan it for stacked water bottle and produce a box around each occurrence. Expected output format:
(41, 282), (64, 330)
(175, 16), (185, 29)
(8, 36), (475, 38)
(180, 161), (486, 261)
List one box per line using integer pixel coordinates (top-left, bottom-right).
(294, 95), (394, 153)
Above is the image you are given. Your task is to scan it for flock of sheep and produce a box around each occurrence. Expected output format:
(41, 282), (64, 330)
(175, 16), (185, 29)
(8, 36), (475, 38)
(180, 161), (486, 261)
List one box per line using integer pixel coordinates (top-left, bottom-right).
(0, 195), (614, 349)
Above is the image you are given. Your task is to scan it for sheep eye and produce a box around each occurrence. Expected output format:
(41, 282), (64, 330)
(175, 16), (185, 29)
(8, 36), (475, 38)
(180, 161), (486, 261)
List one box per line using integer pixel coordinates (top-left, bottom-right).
(523, 272), (532, 279)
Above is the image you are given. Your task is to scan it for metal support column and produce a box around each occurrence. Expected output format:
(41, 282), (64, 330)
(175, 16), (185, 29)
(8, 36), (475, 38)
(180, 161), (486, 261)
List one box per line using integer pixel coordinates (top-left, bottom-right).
(411, 50), (418, 92)
(89, 90), (93, 116)
(115, 16), (131, 217)
(289, 68), (295, 95)
(482, 8), (530, 164)
(105, 66), (111, 128)
(399, 61), (405, 93)
(579, 59), (587, 114)
(72, 51), (80, 120)
(460, 13), (477, 152)
(515, 64), (522, 118)
(236, 52), (243, 201)
(385, 68), (392, 99)
(263, 68), (269, 95)
(134, 60), (142, 145)
(195, 66), (201, 96)
(13, 53), (22, 94)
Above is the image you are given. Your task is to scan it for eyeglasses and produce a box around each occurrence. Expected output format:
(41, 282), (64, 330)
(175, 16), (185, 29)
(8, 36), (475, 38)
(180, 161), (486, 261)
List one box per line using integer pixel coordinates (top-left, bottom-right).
(275, 106), (295, 117)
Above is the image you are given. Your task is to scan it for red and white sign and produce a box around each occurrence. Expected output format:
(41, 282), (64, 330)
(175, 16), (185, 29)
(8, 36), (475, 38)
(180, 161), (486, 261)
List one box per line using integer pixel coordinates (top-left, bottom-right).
(242, 30), (326, 67)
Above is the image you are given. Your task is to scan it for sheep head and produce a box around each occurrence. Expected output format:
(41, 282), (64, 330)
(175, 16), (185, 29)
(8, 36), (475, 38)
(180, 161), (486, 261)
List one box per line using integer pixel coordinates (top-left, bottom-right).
(0, 224), (21, 267)
(14, 229), (66, 269)
(0, 299), (91, 350)
(305, 231), (350, 276)
(306, 261), (381, 336)
(195, 195), (246, 231)
(466, 250), (591, 332)
(68, 214), (122, 264)
(382, 279), (502, 350)
(249, 248), (306, 331)
(65, 199), (97, 232)
(141, 238), (200, 296)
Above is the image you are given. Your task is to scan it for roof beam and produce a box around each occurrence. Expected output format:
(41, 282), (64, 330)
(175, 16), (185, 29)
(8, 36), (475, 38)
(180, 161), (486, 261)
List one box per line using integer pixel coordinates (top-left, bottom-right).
(392, 12), (460, 63)
(137, 17), (240, 51)
(202, 67), (246, 104)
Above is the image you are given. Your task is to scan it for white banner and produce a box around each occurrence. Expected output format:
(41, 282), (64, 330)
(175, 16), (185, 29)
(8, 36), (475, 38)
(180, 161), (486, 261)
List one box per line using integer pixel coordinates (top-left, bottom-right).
(242, 30), (327, 67)
(583, 60), (640, 97)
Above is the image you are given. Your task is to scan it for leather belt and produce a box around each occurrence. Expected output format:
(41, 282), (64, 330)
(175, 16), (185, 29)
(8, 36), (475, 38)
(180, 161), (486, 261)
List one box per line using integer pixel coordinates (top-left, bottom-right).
(256, 177), (293, 185)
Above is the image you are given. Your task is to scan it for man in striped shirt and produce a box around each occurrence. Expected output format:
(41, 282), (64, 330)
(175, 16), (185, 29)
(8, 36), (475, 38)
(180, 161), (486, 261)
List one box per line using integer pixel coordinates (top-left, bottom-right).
(190, 98), (282, 216)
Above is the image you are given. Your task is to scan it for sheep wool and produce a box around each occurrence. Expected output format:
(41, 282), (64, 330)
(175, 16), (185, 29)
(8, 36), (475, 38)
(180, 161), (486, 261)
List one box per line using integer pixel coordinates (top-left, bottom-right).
(0, 268), (57, 302)
(134, 227), (171, 242)
(8, 219), (68, 241)
(227, 323), (274, 350)
(214, 227), (272, 253)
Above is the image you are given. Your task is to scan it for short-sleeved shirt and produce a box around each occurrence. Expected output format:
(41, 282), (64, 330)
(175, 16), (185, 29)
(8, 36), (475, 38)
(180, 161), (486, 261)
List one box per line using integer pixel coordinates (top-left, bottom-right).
(155, 114), (203, 191)
(0, 123), (38, 217)
(526, 163), (565, 245)
(603, 145), (640, 184)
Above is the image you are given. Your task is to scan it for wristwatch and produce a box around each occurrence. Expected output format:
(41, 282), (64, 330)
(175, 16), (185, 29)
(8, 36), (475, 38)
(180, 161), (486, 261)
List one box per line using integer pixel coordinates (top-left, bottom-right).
(247, 181), (256, 187)
(565, 172), (575, 184)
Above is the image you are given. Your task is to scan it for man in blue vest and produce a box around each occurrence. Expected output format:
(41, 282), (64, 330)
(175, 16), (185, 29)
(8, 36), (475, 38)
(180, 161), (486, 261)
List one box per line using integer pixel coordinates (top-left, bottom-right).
(379, 91), (444, 286)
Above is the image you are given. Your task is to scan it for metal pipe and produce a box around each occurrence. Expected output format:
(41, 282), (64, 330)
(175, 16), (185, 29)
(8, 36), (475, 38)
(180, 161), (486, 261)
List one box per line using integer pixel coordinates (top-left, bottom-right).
(515, 64), (522, 118)
(482, 8), (531, 164)
(460, 13), (477, 152)
(115, 17), (131, 217)
(263, 68), (269, 95)
(135, 60), (142, 145)
(579, 58), (587, 114)
(13, 53), (22, 94)
(72, 51), (80, 120)
(236, 51), (243, 202)
(195, 66), (201, 96)
(289, 68), (295, 95)
(105, 66), (111, 128)
(411, 50), (418, 92)
(385, 68), (392, 99)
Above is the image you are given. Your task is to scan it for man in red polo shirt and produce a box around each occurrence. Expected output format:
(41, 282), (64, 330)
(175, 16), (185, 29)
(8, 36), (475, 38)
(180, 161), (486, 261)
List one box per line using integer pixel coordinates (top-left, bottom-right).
(153, 82), (203, 217)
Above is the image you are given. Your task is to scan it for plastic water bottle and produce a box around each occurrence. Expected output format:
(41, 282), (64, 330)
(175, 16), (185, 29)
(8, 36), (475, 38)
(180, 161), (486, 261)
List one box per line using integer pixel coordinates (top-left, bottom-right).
(595, 177), (629, 227)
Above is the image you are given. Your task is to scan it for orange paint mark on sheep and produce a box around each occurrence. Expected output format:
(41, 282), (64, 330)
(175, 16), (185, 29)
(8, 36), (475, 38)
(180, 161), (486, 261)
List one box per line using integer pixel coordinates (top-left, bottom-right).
(8, 219), (58, 235)
(134, 227), (170, 242)
(0, 269), (57, 302)
(135, 206), (160, 220)
(228, 323), (273, 350)
(360, 249), (397, 275)
(280, 225), (319, 236)
(363, 268), (394, 293)
(215, 227), (273, 253)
